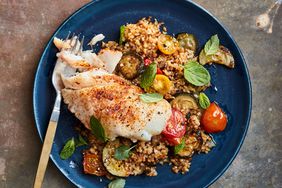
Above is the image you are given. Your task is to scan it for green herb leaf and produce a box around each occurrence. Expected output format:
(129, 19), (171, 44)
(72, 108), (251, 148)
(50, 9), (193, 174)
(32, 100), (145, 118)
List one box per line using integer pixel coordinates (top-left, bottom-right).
(199, 92), (210, 109)
(140, 93), (163, 103)
(174, 138), (185, 154)
(60, 138), (75, 160)
(140, 62), (157, 89)
(75, 135), (88, 147)
(90, 116), (107, 142)
(108, 178), (126, 188)
(114, 145), (136, 160)
(119, 25), (126, 45)
(204, 34), (220, 55)
(184, 61), (211, 86)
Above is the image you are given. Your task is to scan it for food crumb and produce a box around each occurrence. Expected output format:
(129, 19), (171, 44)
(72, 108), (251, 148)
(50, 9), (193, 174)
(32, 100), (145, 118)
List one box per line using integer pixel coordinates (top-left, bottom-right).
(268, 107), (273, 112)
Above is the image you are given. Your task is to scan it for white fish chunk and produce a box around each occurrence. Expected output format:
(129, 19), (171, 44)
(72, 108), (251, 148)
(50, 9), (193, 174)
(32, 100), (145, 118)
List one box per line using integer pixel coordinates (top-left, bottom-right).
(98, 49), (122, 73)
(88, 34), (105, 46)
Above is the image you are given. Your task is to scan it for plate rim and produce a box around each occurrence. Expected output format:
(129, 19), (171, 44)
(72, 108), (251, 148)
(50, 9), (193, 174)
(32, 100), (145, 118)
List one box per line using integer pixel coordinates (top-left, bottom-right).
(33, 0), (252, 187)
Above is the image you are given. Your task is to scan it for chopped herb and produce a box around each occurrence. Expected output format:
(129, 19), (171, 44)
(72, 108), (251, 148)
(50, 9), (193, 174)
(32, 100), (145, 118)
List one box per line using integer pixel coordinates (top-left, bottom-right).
(75, 135), (88, 147)
(140, 62), (157, 89)
(108, 178), (126, 188)
(174, 138), (185, 154)
(60, 137), (75, 160)
(90, 116), (107, 142)
(204, 34), (220, 55)
(199, 92), (210, 109)
(114, 145), (136, 160)
(184, 61), (210, 86)
(140, 93), (163, 103)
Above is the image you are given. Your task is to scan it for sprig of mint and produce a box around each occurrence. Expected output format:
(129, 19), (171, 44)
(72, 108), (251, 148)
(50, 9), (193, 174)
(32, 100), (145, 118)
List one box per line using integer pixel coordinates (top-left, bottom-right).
(204, 34), (220, 55)
(114, 145), (136, 160)
(90, 116), (107, 142)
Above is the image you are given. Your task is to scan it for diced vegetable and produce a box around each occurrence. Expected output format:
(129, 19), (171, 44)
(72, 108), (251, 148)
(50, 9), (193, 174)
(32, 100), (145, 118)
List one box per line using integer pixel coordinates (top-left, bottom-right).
(150, 74), (172, 95)
(177, 33), (198, 52)
(117, 52), (144, 80)
(162, 109), (186, 146)
(174, 138), (185, 154)
(199, 45), (235, 68)
(201, 102), (228, 133)
(119, 25), (126, 45)
(157, 34), (179, 55)
(156, 68), (163, 74)
(83, 151), (106, 176)
(170, 94), (198, 115)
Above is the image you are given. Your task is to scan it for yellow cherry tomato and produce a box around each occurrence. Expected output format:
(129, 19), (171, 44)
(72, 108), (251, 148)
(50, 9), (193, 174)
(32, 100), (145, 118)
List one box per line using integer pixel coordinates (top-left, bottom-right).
(152, 75), (172, 95)
(157, 34), (179, 55)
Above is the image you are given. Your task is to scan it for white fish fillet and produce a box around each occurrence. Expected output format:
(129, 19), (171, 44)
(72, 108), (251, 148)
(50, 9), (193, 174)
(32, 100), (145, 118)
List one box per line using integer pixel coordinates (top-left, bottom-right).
(62, 70), (172, 141)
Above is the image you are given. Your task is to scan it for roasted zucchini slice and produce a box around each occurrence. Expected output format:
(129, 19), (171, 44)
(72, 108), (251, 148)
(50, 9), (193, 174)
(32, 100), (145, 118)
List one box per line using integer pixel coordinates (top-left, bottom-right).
(117, 52), (144, 80)
(177, 33), (198, 52)
(102, 139), (143, 177)
(199, 45), (235, 68)
(170, 94), (199, 115)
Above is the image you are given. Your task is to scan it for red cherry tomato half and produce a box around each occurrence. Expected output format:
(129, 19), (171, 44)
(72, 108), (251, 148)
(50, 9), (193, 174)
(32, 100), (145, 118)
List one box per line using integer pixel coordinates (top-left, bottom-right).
(157, 68), (163, 74)
(162, 109), (186, 139)
(201, 102), (228, 133)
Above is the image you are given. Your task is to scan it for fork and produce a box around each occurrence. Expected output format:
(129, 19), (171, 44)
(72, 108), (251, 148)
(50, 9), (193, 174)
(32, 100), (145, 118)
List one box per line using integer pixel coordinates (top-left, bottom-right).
(34, 33), (83, 188)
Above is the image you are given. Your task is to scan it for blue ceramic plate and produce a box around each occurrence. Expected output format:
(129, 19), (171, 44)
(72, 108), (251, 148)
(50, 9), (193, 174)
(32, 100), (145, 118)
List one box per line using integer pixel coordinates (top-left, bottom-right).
(33, 0), (252, 187)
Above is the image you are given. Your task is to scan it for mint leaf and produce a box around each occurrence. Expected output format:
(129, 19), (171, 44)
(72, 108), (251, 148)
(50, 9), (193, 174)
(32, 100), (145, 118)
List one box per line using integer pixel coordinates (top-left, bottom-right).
(60, 138), (75, 160)
(140, 93), (163, 103)
(174, 138), (185, 154)
(140, 62), (157, 89)
(184, 61), (211, 86)
(90, 116), (107, 142)
(204, 34), (219, 55)
(114, 145), (136, 160)
(75, 135), (88, 147)
(199, 92), (210, 109)
(108, 178), (126, 188)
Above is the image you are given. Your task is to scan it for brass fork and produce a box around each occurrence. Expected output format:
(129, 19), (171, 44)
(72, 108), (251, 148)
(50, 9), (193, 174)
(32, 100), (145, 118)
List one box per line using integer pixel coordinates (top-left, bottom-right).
(34, 33), (84, 188)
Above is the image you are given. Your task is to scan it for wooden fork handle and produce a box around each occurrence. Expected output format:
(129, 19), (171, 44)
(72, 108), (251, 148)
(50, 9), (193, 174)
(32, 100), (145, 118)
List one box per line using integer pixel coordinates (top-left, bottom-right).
(34, 94), (61, 188)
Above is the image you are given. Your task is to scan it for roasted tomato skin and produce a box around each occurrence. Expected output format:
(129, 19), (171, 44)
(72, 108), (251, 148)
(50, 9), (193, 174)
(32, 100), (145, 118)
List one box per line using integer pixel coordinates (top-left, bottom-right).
(162, 109), (186, 143)
(83, 152), (105, 176)
(201, 102), (228, 133)
(165, 137), (182, 146)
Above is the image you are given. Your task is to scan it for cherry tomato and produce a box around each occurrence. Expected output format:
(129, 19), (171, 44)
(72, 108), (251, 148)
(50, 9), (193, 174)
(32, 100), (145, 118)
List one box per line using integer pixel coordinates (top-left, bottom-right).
(157, 68), (163, 74)
(144, 58), (152, 66)
(162, 109), (186, 139)
(201, 102), (228, 133)
(83, 152), (105, 176)
(152, 74), (171, 95)
(158, 34), (179, 55)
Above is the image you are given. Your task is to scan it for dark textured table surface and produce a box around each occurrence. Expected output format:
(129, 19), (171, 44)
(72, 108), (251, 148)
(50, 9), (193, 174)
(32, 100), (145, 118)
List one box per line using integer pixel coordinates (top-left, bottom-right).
(0, 0), (281, 187)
